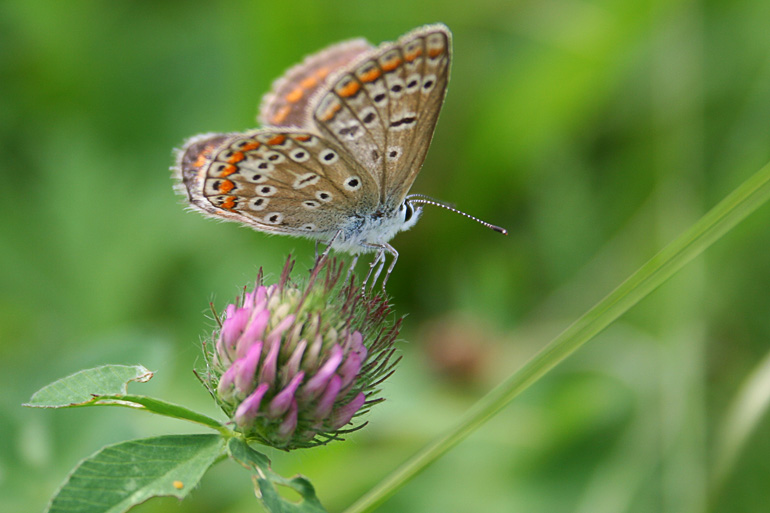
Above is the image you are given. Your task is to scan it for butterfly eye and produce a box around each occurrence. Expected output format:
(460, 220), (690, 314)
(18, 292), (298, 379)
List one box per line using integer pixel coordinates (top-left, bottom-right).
(403, 202), (414, 223)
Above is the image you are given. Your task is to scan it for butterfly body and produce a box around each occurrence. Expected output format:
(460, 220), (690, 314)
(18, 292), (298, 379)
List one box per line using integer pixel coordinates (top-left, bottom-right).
(175, 24), (452, 281)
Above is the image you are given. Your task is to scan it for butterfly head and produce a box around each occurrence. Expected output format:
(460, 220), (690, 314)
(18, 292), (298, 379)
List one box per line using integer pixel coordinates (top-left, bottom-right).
(399, 200), (422, 232)
(330, 200), (422, 254)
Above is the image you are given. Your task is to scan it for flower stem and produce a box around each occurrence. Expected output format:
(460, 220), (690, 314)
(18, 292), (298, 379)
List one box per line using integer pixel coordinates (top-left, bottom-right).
(99, 394), (233, 437)
(343, 159), (770, 513)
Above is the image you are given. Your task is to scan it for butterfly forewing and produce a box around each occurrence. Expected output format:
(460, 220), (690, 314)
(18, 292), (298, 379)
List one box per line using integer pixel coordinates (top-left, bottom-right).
(390, 29), (451, 201)
(310, 24), (451, 208)
(177, 129), (378, 235)
(259, 39), (374, 128)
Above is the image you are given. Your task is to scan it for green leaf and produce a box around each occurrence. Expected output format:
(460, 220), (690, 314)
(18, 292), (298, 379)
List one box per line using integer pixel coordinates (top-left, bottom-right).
(228, 439), (327, 513)
(24, 365), (229, 433)
(24, 365), (152, 407)
(45, 434), (225, 513)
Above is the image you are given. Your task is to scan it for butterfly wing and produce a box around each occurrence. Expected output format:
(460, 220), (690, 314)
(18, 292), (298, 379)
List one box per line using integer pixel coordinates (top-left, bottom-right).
(174, 129), (379, 237)
(309, 24), (451, 209)
(259, 39), (374, 128)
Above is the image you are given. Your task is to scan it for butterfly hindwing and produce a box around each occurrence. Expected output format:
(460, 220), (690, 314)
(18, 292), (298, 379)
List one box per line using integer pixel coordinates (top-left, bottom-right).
(259, 39), (374, 128)
(176, 129), (378, 236)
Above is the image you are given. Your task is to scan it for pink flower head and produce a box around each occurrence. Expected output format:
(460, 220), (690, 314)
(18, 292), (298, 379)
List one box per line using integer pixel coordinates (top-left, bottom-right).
(200, 257), (402, 450)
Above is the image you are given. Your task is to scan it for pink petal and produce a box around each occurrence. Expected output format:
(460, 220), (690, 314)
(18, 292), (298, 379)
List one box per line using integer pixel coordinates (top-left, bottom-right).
(328, 392), (366, 430)
(268, 371), (305, 418)
(313, 374), (342, 420)
(233, 383), (269, 428)
(300, 344), (343, 402)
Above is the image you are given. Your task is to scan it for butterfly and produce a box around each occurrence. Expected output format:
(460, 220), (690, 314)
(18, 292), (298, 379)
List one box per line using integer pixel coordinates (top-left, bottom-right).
(174, 24), (505, 289)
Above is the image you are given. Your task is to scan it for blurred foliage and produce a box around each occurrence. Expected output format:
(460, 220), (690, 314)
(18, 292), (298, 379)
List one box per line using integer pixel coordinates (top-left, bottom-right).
(2, 0), (770, 512)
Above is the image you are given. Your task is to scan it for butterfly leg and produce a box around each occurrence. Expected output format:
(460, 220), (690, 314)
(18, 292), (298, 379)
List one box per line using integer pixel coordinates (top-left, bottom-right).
(360, 243), (398, 293)
(379, 243), (399, 291)
(345, 255), (359, 284)
(314, 230), (342, 267)
(361, 247), (386, 294)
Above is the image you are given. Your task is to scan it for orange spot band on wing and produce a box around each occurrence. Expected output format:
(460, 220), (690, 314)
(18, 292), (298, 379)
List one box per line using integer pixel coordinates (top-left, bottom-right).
(222, 196), (237, 210)
(193, 153), (208, 168)
(218, 180), (235, 193)
(428, 47), (445, 58)
(300, 75), (318, 89)
(285, 87), (303, 103)
(359, 67), (381, 83)
(318, 101), (341, 122)
(337, 79), (361, 98)
(381, 57), (402, 72)
(267, 134), (286, 145)
(228, 151), (245, 164)
(241, 142), (261, 151)
(405, 47), (423, 62)
(220, 164), (238, 177)
(315, 67), (330, 80)
(271, 106), (291, 125)
(295, 134), (311, 142)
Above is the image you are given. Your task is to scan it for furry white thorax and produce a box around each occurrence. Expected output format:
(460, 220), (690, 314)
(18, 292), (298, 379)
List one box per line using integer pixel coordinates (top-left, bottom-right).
(326, 204), (423, 254)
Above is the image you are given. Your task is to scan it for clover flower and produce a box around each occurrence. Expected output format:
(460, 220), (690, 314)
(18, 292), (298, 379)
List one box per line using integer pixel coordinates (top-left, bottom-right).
(200, 258), (402, 450)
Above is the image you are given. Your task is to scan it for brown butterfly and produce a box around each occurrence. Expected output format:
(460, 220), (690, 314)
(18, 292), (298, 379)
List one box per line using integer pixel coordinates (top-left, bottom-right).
(174, 24), (505, 289)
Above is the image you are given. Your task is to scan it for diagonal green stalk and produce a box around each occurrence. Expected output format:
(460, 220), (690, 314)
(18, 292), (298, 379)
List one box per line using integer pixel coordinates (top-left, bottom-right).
(343, 160), (770, 513)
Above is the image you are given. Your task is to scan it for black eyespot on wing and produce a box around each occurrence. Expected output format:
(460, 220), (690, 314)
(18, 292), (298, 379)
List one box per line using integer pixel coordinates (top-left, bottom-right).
(390, 116), (417, 128)
(338, 125), (360, 137)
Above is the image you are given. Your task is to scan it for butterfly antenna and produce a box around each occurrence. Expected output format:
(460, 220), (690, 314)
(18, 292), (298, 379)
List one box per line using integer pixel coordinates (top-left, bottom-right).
(407, 196), (508, 235)
(405, 193), (455, 207)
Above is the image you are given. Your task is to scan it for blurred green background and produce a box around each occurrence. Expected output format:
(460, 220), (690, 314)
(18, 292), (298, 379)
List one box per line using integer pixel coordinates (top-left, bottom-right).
(3, 0), (770, 512)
